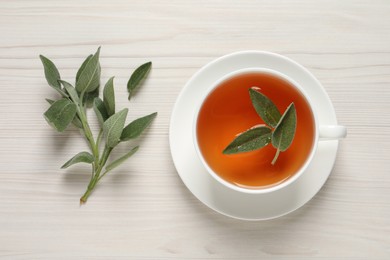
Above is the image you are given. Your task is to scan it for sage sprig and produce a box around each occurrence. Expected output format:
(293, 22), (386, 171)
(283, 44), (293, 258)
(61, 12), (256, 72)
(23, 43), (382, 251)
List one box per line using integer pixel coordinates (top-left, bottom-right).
(223, 87), (296, 165)
(40, 48), (157, 204)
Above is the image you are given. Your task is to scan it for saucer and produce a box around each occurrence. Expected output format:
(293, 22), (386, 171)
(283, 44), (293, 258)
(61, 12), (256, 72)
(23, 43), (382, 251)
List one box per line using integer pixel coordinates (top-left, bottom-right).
(169, 51), (339, 220)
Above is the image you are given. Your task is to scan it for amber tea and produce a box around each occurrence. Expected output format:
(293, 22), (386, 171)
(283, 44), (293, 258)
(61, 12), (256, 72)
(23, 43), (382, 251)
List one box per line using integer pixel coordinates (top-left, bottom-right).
(196, 72), (315, 189)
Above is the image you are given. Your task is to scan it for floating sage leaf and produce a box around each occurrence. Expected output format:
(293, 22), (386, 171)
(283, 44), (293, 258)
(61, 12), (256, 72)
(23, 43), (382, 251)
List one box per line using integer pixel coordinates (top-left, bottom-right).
(105, 146), (139, 172)
(249, 88), (281, 128)
(44, 99), (77, 132)
(93, 97), (109, 126)
(223, 126), (272, 154)
(121, 112), (157, 141)
(76, 54), (93, 82)
(59, 80), (79, 104)
(272, 103), (297, 151)
(271, 103), (297, 164)
(103, 108), (128, 148)
(61, 151), (94, 169)
(127, 61), (152, 100)
(76, 47), (101, 94)
(223, 89), (297, 165)
(103, 77), (115, 116)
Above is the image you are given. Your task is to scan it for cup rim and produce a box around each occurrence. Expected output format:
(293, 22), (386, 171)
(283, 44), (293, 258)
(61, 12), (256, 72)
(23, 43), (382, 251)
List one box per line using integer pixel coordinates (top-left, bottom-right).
(192, 67), (320, 194)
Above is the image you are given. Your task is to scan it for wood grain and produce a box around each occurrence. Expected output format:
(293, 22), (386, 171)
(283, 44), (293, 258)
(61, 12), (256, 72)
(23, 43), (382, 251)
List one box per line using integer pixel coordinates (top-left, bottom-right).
(0, 0), (389, 258)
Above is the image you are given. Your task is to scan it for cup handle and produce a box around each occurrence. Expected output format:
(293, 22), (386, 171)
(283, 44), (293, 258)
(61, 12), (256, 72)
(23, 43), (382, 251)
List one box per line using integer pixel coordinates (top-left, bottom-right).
(319, 125), (347, 140)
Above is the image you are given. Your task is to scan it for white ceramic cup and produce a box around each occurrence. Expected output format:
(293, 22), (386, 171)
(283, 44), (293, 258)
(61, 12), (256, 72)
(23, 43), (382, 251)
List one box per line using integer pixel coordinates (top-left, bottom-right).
(193, 68), (347, 194)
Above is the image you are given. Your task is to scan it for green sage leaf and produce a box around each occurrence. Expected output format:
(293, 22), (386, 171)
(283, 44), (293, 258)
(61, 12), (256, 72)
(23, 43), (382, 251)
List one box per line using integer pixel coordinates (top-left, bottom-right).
(59, 80), (79, 104)
(272, 103), (297, 152)
(105, 146), (139, 172)
(249, 88), (281, 128)
(44, 99), (77, 132)
(39, 55), (68, 97)
(223, 126), (272, 154)
(76, 47), (101, 94)
(93, 97), (109, 126)
(76, 54), (93, 82)
(103, 108), (128, 148)
(57, 80), (82, 128)
(120, 112), (157, 141)
(76, 54), (99, 107)
(45, 97), (82, 128)
(127, 61), (151, 100)
(103, 77), (115, 116)
(39, 55), (61, 90)
(61, 151), (94, 169)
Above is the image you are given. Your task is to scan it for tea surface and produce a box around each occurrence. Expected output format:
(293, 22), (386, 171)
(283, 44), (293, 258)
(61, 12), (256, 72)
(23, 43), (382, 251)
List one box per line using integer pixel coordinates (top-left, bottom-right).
(196, 72), (315, 189)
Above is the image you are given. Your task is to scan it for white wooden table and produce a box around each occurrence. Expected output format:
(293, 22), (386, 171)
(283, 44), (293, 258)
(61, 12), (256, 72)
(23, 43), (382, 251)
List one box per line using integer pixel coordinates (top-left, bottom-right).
(0, 0), (389, 258)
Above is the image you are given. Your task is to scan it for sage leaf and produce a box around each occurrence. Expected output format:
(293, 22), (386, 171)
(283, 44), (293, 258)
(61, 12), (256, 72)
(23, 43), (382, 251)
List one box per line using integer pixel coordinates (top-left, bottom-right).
(59, 80), (79, 104)
(45, 98), (82, 128)
(127, 61), (151, 100)
(39, 55), (68, 97)
(76, 54), (93, 82)
(223, 126), (272, 154)
(121, 112), (157, 141)
(105, 146), (139, 172)
(93, 97), (109, 126)
(103, 77), (115, 116)
(103, 108), (128, 148)
(58, 80), (82, 128)
(272, 103), (297, 152)
(61, 151), (94, 169)
(249, 88), (281, 128)
(39, 55), (61, 90)
(76, 47), (101, 94)
(76, 54), (98, 107)
(44, 99), (77, 132)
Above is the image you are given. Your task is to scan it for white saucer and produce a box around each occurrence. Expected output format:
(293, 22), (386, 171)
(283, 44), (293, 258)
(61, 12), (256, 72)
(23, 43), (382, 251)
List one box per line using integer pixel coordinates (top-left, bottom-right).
(169, 51), (339, 220)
